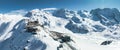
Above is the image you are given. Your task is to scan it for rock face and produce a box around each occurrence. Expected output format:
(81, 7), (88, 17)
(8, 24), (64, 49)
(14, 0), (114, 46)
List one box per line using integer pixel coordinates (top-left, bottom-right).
(25, 12), (33, 17)
(65, 21), (89, 34)
(90, 8), (120, 26)
(93, 25), (106, 32)
(101, 40), (112, 45)
(77, 10), (90, 18)
(53, 8), (75, 19)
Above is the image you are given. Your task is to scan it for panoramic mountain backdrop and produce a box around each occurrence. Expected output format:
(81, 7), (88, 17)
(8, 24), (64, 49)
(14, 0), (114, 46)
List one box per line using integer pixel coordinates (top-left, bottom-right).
(0, 8), (120, 50)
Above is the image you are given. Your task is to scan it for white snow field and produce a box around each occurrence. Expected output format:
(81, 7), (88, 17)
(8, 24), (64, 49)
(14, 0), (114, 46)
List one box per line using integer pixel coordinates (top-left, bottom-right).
(0, 8), (120, 50)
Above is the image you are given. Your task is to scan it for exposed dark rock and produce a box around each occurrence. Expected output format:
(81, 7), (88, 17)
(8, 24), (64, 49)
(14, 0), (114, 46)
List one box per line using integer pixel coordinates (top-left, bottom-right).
(101, 40), (112, 45)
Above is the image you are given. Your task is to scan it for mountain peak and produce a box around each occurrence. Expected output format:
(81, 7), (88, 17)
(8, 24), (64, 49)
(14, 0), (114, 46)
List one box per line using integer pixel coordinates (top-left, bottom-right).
(52, 8), (76, 19)
(90, 8), (120, 25)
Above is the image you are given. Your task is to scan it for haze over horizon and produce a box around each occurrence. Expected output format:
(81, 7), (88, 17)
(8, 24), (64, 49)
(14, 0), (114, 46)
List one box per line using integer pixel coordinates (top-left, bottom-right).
(0, 0), (120, 13)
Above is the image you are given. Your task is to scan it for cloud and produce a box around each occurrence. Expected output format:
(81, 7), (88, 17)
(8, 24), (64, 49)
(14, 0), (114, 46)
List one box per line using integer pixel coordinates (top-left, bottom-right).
(41, 8), (57, 11)
(6, 9), (28, 15)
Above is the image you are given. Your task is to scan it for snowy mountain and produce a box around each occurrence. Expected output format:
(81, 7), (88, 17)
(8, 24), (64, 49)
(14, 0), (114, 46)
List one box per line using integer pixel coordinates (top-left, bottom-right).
(0, 8), (120, 50)
(90, 8), (120, 26)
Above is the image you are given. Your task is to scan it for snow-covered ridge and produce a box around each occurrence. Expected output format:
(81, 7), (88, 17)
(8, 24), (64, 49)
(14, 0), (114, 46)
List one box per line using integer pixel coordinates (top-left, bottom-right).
(0, 8), (120, 50)
(90, 8), (120, 25)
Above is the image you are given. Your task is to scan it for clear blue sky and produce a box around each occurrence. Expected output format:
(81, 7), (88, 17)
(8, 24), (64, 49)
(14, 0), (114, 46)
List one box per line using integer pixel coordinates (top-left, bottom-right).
(0, 0), (120, 13)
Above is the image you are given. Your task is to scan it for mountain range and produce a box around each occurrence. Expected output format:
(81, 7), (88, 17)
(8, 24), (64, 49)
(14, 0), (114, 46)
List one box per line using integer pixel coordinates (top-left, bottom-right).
(0, 8), (120, 50)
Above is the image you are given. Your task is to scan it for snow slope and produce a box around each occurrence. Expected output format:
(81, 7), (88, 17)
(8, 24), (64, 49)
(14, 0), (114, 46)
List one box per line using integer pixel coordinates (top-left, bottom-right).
(0, 8), (120, 50)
